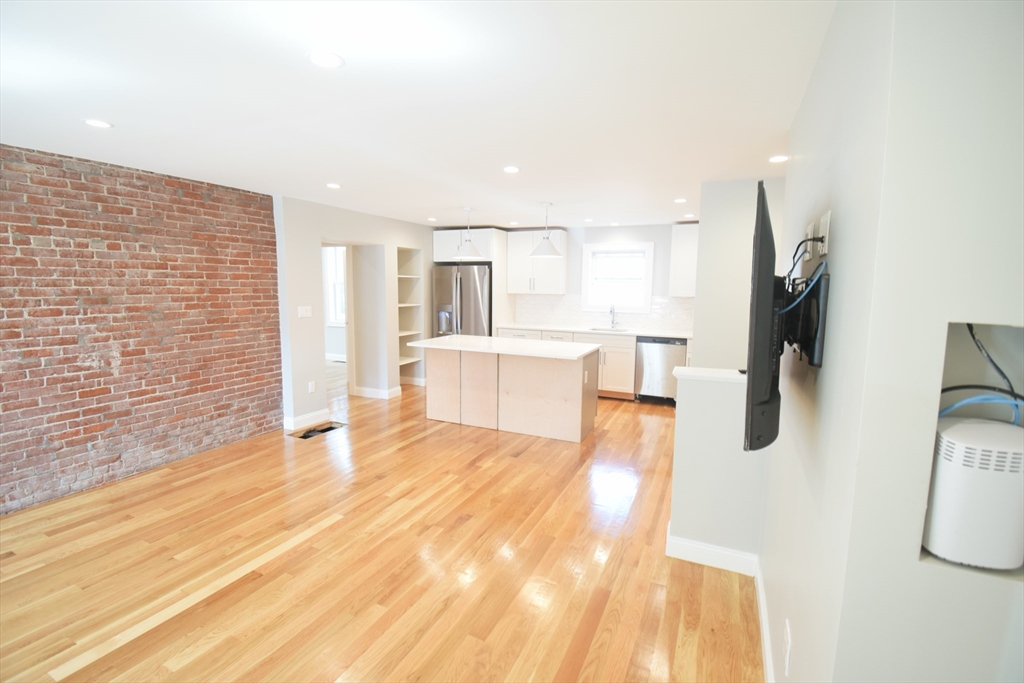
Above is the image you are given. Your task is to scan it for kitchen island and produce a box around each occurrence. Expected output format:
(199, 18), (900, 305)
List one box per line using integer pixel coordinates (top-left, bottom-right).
(407, 335), (601, 442)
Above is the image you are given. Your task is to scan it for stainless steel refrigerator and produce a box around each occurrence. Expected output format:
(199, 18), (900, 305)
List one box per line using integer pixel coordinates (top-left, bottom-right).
(433, 264), (491, 336)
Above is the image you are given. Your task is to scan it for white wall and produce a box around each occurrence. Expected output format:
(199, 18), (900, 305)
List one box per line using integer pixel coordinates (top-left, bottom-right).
(756, 2), (1024, 681)
(833, 2), (1024, 680)
(274, 197), (432, 425)
(758, 2), (895, 679)
(513, 224), (696, 333)
(691, 177), (785, 369)
(324, 325), (346, 359)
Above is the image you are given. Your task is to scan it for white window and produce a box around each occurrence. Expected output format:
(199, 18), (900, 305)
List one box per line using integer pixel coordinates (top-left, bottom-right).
(322, 246), (346, 326)
(582, 242), (655, 313)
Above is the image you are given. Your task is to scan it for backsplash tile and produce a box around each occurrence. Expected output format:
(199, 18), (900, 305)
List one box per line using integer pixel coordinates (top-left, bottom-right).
(514, 294), (694, 335)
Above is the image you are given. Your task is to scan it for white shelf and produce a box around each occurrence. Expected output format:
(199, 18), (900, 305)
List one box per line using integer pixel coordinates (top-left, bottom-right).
(398, 356), (422, 366)
(398, 303), (421, 308)
(398, 330), (422, 337)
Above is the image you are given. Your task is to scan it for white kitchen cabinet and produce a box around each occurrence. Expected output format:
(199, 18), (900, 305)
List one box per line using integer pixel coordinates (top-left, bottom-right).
(572, 332), (636, 397)
(506, 230), (567, 294)
(497, 328), (542, 340)
(433, 228), (493, 262)
(601, 347), (637, 394)
(668, 224), (699, 297)
(541, 330), (573, 342)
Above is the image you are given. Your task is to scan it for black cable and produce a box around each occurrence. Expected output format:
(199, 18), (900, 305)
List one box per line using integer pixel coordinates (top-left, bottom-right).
(790, 237), (823, 266)
(941, 384), (1024, 402)
(966, 323), (1016, 394)
(786, 251), (808, 281)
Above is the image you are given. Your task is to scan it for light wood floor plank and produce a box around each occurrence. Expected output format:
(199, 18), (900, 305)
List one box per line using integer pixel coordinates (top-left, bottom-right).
(0, 385), (763, 682)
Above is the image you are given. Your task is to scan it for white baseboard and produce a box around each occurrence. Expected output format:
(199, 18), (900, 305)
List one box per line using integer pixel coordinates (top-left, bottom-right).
(665, 533), (758, 576)
(350, 385), (402, 400)
(754, 558), (775, 683)
(325, 353), (347, 362)
(400, 376), (425, 386)
(665, 526), (773, 682)
(283, 409), (332, 431)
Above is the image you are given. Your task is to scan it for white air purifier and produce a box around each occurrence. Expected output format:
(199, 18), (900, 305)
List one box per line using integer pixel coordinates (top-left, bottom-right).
(923, 417), (1024, 570)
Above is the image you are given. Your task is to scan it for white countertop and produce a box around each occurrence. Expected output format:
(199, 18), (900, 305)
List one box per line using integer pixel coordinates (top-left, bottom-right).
(497, 323), (692, 339)
(672, 366), (747, 384)
(409, 334), (602, 360)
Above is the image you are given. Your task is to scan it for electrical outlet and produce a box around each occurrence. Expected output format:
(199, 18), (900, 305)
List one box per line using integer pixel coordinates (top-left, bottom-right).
(584, 370), (589, 384)
(784, 618), (793, 677)
(308, 381), (316, 394)
(804, 224), (814, 261)
(297, 306), (312, 318)
(818, 211), (831, 257)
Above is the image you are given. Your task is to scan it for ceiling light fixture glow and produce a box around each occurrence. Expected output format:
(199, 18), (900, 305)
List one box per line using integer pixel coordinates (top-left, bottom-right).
(510, 221), (518, 226)
(531, 203), (561, 258)
(584, 218), (593, 223)
(310, 49), (344, 68)
(684, 213), (695, 218)
(611, 223), (619, 226)
(769, 155), (789, 163)
(674, 198), (687, 204)
(427, 217), (437, 222)
(503, 166), (519, 174)
(326, 183), (341, 189)
(85, 119), (112, 128)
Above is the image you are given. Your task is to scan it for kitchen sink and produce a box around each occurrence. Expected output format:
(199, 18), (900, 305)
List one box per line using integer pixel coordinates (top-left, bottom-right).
(589, 327), (631, 332)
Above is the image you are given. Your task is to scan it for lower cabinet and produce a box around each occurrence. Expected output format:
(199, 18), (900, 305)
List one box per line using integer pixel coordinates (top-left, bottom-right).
(600, 346), (637, 395)
(572, 333), (636, 397)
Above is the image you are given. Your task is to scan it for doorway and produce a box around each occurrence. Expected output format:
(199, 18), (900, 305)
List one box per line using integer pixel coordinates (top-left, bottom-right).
(322, 245), (348, 412)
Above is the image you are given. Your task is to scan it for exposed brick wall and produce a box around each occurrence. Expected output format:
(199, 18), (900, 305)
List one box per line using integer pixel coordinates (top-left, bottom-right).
(0, 146), (282, 514)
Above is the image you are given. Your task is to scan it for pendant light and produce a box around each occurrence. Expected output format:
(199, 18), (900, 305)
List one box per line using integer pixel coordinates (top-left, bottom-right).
(453, 206), (482, 260)
(531, 202), (561, 258)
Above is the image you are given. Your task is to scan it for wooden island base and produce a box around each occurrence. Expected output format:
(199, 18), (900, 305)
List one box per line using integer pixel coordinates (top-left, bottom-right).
(412, 336), (601, 443)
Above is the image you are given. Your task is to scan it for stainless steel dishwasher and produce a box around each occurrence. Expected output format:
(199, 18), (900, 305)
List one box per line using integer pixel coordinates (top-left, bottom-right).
(634, 336), (688, 399)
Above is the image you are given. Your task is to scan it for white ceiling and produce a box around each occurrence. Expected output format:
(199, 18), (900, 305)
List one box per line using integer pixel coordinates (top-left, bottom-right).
(0, 1), (834, 228)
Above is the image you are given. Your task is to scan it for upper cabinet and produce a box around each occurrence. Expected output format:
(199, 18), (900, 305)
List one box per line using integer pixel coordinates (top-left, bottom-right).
(668, 224), (699, 297)
(507, 230), (567, 294)
(433, 228), (494, 262)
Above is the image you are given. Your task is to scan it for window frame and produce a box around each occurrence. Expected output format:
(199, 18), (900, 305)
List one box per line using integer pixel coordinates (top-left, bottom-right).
(581, 241), (655, 314)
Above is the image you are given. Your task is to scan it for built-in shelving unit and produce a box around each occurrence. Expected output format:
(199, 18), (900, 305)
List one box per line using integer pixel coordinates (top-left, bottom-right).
(397, 247), (424, 386)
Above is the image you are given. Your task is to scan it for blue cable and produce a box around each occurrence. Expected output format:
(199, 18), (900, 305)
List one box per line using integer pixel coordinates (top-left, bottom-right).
(939, 394), (1024, 425)
(776, 261), (827, 316)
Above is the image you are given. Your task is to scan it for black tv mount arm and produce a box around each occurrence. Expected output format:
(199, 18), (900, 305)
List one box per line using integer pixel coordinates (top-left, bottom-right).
(781, 269), (830, 368)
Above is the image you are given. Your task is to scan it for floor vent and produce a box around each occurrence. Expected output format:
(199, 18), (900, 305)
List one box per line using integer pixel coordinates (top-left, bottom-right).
(290, 422), (346, 439)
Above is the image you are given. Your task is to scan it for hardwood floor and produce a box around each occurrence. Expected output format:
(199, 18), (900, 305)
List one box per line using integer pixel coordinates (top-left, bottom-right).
(0, 387), (763, 682)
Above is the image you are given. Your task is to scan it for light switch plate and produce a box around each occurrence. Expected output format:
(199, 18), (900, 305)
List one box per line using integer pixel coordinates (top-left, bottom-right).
(308, 381), (316, 393)
(818, 211), (831, 257)
(298, 306), (312, 318)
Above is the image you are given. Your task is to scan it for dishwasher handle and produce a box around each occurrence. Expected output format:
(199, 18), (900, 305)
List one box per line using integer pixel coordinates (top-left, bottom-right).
(635, 336), (687, 346)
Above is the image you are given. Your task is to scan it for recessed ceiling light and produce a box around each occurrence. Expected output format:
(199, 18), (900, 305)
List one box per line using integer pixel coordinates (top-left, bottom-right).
(684, 213), (695, 218)
(310, 49), (344, 68)
(584, 218), (593, 223)
(326, 183), (341, 189)
(84, 119), (113, 128)
(427, 217), (437, 222)
(510, 221), (519, 226)
(503, 166), (519, 174)
(769, 155), (789, 163)
(674, 198), (687, 204)
(611, 223), (619, 226)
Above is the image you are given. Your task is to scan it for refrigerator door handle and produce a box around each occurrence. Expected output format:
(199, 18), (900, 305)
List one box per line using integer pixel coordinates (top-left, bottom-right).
(455, 271), (462, 334)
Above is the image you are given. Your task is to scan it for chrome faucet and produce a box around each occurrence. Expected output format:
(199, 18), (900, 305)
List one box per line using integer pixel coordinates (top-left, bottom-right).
(609, 304), (617, 329)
